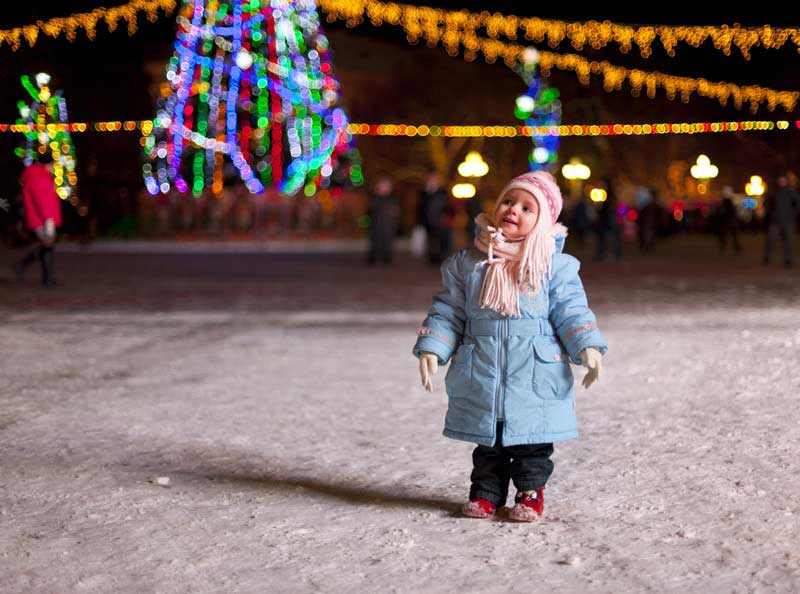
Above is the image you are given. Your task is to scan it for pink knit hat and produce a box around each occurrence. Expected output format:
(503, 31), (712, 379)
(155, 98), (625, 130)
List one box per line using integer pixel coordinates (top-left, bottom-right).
(493, 171), (563, 229)
(474, 170), (566, 317)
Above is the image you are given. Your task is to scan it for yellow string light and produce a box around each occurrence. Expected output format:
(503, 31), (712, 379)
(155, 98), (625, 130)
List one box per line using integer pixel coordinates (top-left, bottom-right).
(493, 38), (797, 112)
(0, 0), (176, 51)
(318, 0), (800, 60)
(319, 1), (799, 113)
(1, 1), (793, 113)
(5, 0), (794, 61)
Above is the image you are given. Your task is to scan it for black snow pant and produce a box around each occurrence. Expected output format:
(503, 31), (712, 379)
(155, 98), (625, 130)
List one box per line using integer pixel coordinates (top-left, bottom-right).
(469, 422), (554, 507)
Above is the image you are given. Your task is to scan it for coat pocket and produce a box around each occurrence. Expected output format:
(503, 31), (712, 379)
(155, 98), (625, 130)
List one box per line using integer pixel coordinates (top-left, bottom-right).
(445, 343), (474, 398)
(531, 336), (573, 400)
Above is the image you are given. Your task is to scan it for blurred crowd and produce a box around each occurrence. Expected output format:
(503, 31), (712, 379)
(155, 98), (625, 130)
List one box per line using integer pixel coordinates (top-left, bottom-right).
(363, 169), (800, 268)
(3, 167), (799, 275)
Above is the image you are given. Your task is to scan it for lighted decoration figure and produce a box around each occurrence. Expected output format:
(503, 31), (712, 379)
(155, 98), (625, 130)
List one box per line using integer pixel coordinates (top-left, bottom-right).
(143, 0), (360, 198)
(513, 47), (561, 172)
(14, 72), (78, 201)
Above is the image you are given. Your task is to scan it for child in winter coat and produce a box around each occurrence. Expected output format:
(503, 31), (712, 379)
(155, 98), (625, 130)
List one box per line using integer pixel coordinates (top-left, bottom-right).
(13, 153), (62, 286)
(413, 171), (606, 522)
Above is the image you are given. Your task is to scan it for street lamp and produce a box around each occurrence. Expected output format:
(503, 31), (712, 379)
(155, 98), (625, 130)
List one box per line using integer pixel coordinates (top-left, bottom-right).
(745, 175), (765, 197)
(690, 154), (718, 196)
(561, 157), (591, 201)
(457, 151), (489, 178)
(453, 151), (487, 200)
(452, 183), (476, 199)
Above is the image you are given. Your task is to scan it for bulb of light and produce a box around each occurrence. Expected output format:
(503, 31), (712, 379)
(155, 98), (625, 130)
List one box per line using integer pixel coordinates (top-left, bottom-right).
(532, 147), (549, 163)
(590, 188), (607, 202)
(521, 47), (540, 66)
(235, 50), (254, 70)
(516, 95), (535, 113)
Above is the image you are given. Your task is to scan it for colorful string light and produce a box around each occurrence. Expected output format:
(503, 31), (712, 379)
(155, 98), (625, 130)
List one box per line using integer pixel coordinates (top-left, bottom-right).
(143, 0), (358, 198)
(13, 73), (78, 202)
(0, 0), (176, 51)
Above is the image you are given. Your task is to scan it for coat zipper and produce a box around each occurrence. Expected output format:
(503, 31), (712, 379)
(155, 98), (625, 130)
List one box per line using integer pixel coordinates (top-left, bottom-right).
(495, 318), (508, 423)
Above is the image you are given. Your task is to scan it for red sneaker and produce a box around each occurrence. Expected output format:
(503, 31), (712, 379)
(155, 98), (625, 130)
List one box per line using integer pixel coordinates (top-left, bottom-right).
(508, 488), (544, 522)
(462, 497), (497, 518)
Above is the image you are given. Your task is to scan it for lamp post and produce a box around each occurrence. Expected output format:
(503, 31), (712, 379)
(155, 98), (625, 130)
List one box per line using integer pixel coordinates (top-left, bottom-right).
(561, 157), (591, 202)
(452, 151), (489, 200)
(690, 154), (718, 197)
(457, 151), (489, 179)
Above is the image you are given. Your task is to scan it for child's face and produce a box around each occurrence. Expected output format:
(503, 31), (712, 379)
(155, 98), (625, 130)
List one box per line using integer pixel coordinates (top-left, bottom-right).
(494, 188), (539, 239)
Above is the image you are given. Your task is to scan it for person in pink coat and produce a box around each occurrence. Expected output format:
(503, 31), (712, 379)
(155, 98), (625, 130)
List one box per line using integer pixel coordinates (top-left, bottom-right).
(13, 153), (62, 286)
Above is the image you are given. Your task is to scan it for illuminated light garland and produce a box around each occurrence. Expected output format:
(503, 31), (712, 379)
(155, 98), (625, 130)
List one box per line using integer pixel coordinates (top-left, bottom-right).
(470, 37), (797, 113)
(143, 0), (359, 198)
(1, 119), (797, 137)
(6, 0), (797, 62)
(13, 73), (78, 202)
(319, 1), (799, 113)
(0, 0), (177, 51)
(2, 2), (793, 117)
(342, 120), (791, 137)
(317, 0), (800, 60)
(522, 45), (799, 113)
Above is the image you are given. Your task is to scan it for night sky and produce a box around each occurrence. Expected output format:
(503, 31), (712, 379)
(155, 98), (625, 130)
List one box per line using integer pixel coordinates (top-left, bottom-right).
(2, 2), (798, 229)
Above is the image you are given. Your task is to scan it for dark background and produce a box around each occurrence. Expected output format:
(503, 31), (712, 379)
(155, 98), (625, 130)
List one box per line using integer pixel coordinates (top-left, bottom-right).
(1, 2), (798, 234)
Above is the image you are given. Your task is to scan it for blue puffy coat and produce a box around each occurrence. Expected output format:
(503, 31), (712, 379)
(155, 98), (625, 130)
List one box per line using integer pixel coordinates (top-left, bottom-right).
(413, 236), (607, 447)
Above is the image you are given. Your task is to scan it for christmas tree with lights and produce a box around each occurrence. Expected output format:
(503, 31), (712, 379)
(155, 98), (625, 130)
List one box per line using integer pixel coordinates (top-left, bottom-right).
(15, 72), (78, 202)
(513, 48), (561, 172)
(143, 0), (361, 198)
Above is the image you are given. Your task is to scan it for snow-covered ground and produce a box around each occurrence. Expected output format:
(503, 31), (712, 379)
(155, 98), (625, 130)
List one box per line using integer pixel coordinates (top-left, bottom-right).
(2, 241), (799, 593)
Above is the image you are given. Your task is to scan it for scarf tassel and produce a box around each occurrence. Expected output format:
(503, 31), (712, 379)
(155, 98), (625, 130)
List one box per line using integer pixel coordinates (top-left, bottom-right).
(474, 215), (564, 318)
(479, 260), (521, 318)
